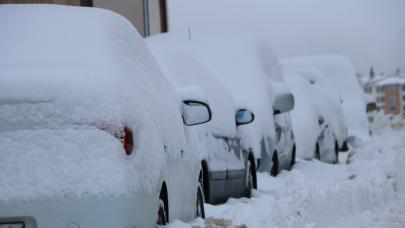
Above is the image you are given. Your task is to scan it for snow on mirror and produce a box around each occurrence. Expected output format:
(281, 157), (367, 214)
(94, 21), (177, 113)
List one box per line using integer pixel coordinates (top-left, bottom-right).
(235, 109), (255, 126)
(181, 100), (212, 126)
(273, 93), (295, 115)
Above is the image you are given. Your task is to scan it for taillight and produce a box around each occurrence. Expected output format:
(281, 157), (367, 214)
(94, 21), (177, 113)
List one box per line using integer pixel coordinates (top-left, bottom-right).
(122, 126), (134, 156)
(92, 122), (134, 156)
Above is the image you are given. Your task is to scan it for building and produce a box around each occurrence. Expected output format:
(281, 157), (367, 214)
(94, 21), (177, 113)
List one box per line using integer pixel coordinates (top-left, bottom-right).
(363, 74), (405, 116)
(0, 0), (168, 37)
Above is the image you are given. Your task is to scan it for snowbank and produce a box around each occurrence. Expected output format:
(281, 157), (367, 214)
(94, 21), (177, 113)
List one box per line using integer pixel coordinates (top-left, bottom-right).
(170, 129), (405, 227)
(0, 5), (185, 201)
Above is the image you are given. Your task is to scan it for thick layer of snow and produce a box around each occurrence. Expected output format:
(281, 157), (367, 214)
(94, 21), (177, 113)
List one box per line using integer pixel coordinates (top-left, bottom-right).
(283, 66), (347, 149)
(283, 73), (322, 159)
(375, 76), (405, 86)
(169, 128), (405, 227)
(282, 55), (369, 139)
(146, 36), (246, 171)
(185, 36), (280, 161)
(0, 5), (186, 201)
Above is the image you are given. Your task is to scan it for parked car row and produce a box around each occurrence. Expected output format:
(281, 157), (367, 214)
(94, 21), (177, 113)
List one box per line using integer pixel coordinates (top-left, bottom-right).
(0, 5), (369, 228)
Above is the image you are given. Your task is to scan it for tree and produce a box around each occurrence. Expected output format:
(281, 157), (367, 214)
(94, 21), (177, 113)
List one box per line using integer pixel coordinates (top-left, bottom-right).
(395, 68), (400, 75)
(369, 67), (375, 79)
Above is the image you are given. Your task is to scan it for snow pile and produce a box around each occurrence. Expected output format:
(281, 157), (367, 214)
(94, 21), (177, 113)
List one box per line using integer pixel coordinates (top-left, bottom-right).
(0, 5), (185, 201)
(169, 129), (405, 227)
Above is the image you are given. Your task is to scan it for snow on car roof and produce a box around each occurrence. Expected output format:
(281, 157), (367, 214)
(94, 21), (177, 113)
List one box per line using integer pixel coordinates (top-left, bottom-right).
(0, 5), (185, 201)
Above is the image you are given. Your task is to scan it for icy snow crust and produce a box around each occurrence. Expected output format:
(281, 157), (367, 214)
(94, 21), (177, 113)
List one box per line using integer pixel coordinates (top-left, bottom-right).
(146, 37), (246, 171)
(0, 5), (186, 201)
(282, 55), (369, 138)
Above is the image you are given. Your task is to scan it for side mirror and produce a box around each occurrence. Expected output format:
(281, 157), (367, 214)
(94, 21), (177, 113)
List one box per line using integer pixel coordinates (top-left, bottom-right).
(235, 109), (255, 126)
(181, 100), (212, 126)
(366, 102), (377, 113)
(273, 93), (294, 115)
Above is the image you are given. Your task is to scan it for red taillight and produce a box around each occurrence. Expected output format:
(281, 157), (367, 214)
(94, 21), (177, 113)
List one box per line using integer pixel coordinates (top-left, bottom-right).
(122, 126), (134, 156)
(92, 122), (134, 156)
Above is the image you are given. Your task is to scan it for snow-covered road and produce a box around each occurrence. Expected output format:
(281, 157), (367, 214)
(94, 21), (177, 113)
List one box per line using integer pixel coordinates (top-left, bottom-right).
(169, 129), (405, 228)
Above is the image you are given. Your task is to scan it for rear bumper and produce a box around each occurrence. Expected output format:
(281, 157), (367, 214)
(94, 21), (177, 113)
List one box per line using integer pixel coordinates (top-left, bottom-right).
(0, 192), (156, 228)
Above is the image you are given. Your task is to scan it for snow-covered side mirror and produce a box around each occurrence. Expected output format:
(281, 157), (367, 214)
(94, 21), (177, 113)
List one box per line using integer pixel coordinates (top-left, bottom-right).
(181, 100), (212, 126)
(273, 93), (294, 115)
(235, 109), (255, 126)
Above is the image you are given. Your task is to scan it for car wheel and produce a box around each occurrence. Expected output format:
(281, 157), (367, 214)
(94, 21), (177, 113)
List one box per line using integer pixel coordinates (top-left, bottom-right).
(245, 159), (255, 197)
(289, 145), (296, 169)
(195, 184), (205, 219)
(314, 143), (321, 161)
(271, 152), (279, 177)
(334, 141), (339, 164)
(156, 198), (167, 226)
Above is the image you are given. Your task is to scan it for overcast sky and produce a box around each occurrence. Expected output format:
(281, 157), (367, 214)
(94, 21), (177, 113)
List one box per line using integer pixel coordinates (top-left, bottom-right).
(169, 0), (405, 76)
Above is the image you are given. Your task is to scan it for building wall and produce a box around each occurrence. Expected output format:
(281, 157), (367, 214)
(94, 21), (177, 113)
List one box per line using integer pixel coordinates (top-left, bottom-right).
(0, 0), (168, 37)
(383, 85), (401, 115)
(94, 0), (145, 36)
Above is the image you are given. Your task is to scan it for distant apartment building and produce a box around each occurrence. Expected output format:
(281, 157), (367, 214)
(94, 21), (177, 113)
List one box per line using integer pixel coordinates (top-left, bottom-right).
(363, 74), (405, 116)
(0, 0), (168, 37)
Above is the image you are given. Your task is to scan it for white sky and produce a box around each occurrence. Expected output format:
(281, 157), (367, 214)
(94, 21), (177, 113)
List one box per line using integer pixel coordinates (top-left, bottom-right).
(168, 0), (405, 76)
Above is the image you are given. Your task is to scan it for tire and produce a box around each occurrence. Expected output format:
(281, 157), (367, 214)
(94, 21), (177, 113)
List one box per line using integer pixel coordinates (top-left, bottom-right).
(289, 145), (296, 169)
(334, 141), (339, 164)
(271, 152), (279, 177)
(156, 198), (167, 226)
(245, 159), (255, 197)
(314, 143), (321, 161)
(195, 184), (205, 219)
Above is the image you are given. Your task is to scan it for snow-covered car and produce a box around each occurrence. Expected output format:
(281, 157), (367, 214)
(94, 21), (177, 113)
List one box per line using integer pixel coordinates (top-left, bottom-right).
(282, 66), (349, 152)
(284, 70), (343, 163)
(281, 55), (369, 141)
(146, 37), (257, 204)
(179, 37), (296, 176)
(0, 5), (211, 227)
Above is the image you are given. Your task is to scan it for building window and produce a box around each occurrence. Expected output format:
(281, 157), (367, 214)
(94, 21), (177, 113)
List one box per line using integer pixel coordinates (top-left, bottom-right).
(388, 85), (397, 92)
(390, 95), (397, 103)
(403, 95), (405, 101)
(376, 86), (383, 93)
(377, 96), (384, 103)
(159, 0), (168, 33)
(390, 106), (397, 113)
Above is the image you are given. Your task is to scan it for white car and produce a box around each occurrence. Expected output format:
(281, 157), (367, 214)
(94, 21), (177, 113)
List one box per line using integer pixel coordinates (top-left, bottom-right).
(147, 37), (257, 204)
(282, 66), (349, 152)
(281, 55), (369, 140)
(284, 69), (345, 163)
(182, 37), (295, 176)
(0, 5), (210, 227)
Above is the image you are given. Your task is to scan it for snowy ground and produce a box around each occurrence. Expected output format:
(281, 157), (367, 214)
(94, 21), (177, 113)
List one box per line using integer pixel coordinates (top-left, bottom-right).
(169, 128), (405, 228)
